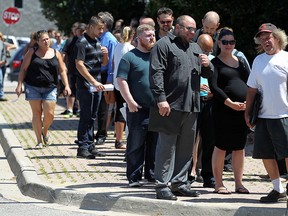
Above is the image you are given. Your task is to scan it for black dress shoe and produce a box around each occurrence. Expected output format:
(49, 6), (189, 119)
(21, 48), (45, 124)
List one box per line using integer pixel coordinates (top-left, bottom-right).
(77, 149), (95, 159)
(188, 175), (196, 185)
(203, 181), (215, 188)
(156, 189), (177, 200)
(90, 148), (106, 157)
(172, 187), (200, 197)
(203, 179), (215, 188)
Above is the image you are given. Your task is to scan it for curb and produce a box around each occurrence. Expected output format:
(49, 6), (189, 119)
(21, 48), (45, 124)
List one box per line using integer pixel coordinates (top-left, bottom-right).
(0, 113), (287, 215)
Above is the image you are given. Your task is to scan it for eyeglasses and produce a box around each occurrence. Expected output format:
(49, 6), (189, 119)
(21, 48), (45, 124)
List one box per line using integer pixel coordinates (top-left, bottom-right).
(179, 24), (196, 33)
(203, 50), (212, 55)
(221, 40), (236, 45)
(159, 20), (173, 25)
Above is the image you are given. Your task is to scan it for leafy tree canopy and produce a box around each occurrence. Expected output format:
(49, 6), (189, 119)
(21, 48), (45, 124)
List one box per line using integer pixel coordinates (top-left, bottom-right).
(40, 0), (288, 62)
(39, 0), (146, 35)
(147, 0), (288, 62)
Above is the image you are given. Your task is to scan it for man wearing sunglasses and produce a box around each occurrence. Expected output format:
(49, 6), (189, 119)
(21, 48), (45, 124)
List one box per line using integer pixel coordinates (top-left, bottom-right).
(149, 15), (214, 200)
(155, 7), (174, 41)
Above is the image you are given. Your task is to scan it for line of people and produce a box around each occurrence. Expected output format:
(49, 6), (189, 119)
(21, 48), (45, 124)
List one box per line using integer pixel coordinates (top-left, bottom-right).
(14, 7), (288, 204)
(0, 32), (18, 101)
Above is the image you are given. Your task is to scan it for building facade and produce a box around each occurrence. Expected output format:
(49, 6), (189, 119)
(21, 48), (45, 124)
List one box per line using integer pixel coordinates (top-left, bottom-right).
(0, 0), (57, 37)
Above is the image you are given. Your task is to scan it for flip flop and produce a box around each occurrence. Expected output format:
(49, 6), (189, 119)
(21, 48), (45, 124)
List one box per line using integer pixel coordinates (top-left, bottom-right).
(213, 187), (231, 194)
(235, 187), (250, 194)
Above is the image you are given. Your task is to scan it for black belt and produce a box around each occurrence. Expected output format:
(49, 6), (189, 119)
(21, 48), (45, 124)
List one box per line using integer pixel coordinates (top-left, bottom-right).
(200, 96), (210, 101)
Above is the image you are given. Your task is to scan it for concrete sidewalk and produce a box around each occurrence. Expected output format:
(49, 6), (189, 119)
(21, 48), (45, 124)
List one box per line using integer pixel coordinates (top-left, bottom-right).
(0, 83), (288, 216)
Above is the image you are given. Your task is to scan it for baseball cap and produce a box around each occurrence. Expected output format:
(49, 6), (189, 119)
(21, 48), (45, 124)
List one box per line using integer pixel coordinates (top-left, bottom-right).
(255, 23), (277, 38)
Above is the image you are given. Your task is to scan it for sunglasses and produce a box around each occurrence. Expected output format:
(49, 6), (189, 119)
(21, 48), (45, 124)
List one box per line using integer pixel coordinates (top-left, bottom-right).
(179, 24), (196, 33)
(159, 20), (173, 25)
(37, 29), (47, 35)
(36, 30), (47, 40)
(221, 40), (236, 45)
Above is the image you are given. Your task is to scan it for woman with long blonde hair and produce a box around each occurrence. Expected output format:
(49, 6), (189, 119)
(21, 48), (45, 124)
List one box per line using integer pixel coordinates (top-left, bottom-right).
(112, 26), (135, 149)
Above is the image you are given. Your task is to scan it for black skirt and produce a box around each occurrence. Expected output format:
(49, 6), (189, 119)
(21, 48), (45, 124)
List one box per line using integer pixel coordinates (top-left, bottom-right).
(212, 102), (248, 151)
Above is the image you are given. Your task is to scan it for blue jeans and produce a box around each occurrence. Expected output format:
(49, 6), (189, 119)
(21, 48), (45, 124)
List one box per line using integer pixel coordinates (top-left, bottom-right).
(126, 107), (158, 183)
(0, 67), (4, 99)
(77, 88), (102, 151)
(24, 83), (57, 101)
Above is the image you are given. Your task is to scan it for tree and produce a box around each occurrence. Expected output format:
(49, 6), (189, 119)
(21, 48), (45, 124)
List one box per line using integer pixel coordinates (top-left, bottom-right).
(40, 0), (287, 62)
(146, 0), (288, 62)
(39, 0), (146, 35)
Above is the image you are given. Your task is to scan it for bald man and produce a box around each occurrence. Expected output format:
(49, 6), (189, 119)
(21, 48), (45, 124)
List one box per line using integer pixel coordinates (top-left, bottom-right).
(201, 11), (220, 37)
(192, 11), (220, 55)
(197, 34), (214, 56)
(150, 15), (213, 200)
(192, 34), (216, 189)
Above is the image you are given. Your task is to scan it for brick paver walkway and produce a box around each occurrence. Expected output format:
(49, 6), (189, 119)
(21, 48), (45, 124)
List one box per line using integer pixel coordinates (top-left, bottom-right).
(1, 84), (287, 208)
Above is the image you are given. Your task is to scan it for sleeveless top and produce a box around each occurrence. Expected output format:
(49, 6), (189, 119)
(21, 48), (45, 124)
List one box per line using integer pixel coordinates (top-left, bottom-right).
(25, 48), (59, 88)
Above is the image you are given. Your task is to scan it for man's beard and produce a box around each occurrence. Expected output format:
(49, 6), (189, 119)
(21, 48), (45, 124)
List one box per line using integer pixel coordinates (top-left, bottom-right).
(162, 26), (172, 32)
(140, 40), (155, 51)
(175, 32), (189, 45)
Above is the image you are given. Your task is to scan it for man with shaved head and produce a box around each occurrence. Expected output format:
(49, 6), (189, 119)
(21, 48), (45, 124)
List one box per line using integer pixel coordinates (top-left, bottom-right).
(149, 15), (214, 200)
(201, 11), (220, 37)
(193, 11), (220, 55)
(193, 34), (216, 189)
(197, 34), (214, 55)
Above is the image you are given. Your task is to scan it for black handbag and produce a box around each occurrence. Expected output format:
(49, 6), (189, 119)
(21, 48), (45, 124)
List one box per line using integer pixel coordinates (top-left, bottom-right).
(249, 90), (262, 125)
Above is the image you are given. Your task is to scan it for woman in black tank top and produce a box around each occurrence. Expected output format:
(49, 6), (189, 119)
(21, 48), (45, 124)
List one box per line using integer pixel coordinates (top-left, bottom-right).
(15, 30), (71, 148)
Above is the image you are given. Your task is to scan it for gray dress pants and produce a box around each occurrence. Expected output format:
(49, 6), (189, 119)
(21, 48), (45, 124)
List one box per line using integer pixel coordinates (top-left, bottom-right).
(154, 112), (197, 190)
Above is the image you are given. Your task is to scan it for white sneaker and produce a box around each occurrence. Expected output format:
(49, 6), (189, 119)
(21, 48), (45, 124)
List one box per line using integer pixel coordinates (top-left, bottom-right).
(36, 143), (43, 149)
(129, 181), (142, 187)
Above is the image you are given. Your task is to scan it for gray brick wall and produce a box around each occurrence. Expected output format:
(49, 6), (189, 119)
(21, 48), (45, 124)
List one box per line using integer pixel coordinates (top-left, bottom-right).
(0, 0), (57, 37)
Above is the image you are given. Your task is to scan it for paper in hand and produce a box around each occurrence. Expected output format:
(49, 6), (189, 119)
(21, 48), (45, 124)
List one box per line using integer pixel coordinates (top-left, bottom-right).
(89, 84), (114, 92)
(10, 96), (20, 103)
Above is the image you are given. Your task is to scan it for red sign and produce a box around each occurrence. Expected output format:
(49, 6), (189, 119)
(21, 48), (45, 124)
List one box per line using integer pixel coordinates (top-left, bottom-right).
(2, 7), (21, 25)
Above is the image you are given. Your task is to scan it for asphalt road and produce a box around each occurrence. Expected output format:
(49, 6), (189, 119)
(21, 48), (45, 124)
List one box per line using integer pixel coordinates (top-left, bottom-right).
(0, 141), (141, 216)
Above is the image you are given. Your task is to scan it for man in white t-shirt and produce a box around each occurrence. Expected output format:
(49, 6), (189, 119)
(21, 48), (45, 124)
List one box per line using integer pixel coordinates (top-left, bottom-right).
(245, 23), (288, 203)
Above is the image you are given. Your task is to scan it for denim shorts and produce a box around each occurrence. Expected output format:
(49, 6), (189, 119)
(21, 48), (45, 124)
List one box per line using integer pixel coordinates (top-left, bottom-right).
(253, 118), (288, 159)
(25, 83), (57, 101)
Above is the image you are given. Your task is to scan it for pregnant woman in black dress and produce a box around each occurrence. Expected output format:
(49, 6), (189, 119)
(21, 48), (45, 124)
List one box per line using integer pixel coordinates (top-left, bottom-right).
(209, 28), (250, 194)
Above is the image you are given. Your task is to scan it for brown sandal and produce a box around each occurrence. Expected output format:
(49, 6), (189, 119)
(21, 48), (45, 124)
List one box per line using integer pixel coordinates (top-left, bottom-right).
(235, 187), (250, 194)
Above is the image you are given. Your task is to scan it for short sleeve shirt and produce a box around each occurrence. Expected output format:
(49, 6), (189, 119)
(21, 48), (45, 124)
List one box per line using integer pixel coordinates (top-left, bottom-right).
(247, 50), (288, 118)
(117, 48), (154, 108)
